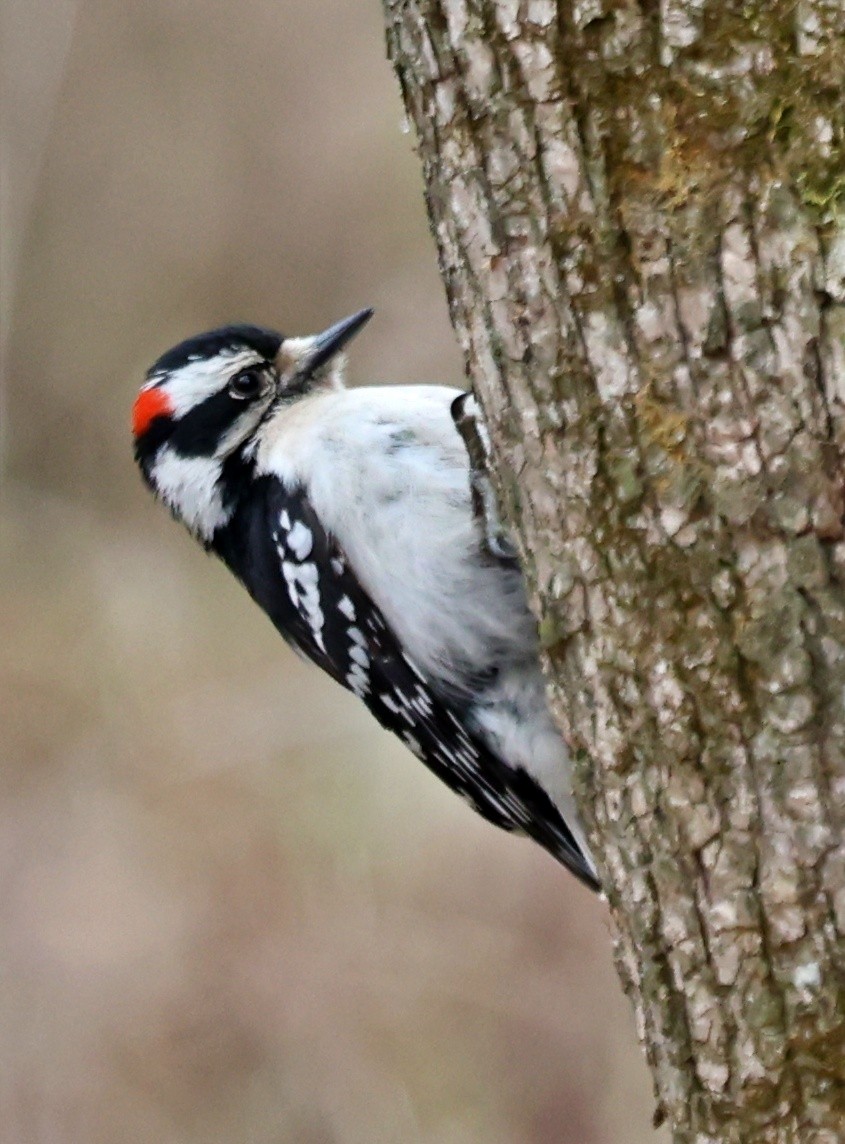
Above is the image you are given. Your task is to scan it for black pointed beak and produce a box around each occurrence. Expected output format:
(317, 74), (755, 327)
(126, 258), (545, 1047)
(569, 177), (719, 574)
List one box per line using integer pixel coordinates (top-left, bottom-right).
(300, 308), (374, 377)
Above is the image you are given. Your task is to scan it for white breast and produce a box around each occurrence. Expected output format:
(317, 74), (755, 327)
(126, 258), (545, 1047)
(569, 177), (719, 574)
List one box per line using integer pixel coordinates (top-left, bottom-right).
(254, 386), (537, 689)
(255, 384), (592, 869)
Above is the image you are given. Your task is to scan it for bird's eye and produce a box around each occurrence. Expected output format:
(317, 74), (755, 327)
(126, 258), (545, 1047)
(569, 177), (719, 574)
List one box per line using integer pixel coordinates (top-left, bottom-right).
(228, 368), (265, 400)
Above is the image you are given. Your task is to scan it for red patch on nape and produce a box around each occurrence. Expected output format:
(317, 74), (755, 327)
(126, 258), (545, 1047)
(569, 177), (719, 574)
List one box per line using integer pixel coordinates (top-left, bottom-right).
(132, 386), (173, 438)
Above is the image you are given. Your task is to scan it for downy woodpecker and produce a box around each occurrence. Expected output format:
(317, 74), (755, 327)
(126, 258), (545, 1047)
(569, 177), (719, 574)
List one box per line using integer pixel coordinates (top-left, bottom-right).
(132, 310), (599, 890)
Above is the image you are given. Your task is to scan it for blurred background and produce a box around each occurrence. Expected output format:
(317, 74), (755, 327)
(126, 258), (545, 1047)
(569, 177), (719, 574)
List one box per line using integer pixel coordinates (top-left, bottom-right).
(2, 2), (666, 1141)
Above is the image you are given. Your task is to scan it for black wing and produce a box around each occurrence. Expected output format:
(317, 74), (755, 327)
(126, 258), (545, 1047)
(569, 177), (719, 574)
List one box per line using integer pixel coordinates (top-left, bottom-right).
(217, 477), (599, 891)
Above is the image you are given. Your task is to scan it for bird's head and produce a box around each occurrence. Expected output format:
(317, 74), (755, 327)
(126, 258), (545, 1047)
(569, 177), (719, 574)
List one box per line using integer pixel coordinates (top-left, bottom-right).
(132, 308), (372, 540)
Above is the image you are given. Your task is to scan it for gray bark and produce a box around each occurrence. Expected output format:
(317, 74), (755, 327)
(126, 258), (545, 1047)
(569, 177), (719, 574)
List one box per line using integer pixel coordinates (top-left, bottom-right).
(382, 2), (845, 1140)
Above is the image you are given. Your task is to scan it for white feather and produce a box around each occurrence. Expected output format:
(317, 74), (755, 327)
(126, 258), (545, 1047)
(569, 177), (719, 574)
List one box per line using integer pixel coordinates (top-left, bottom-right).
(151, 447), (230, 540)
(255, 384), (592, 869)
(255, 386), (534, 681)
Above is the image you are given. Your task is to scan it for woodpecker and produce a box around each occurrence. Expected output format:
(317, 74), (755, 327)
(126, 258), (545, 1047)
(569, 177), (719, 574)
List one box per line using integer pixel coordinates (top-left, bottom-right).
(133, 310), (599, 890)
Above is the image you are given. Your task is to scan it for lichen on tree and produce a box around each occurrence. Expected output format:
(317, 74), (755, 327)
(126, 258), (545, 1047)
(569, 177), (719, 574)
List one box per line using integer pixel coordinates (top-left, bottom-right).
(382, 1), (845, 1140)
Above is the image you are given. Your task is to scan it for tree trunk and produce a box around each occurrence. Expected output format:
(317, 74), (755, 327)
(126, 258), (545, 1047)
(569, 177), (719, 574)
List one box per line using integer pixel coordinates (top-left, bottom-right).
(382, 2), (845, 1140)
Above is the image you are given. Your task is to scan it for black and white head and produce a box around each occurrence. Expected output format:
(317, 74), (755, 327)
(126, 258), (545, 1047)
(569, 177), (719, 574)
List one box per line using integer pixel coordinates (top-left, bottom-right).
(132, 309), (372, 542)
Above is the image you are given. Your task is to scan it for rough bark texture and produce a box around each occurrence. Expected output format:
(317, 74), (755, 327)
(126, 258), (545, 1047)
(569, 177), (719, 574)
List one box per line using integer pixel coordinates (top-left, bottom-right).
(383, 2), (845, 1140)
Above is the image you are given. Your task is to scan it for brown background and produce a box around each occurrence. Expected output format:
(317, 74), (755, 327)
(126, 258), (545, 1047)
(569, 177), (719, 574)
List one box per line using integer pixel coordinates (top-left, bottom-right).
(2, 2), (667, 1141)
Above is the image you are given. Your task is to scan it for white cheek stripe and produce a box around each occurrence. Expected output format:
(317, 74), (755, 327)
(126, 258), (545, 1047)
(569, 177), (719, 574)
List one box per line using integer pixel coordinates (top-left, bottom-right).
(152, 351), (262, 417)
(151, 447), (231, 540)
